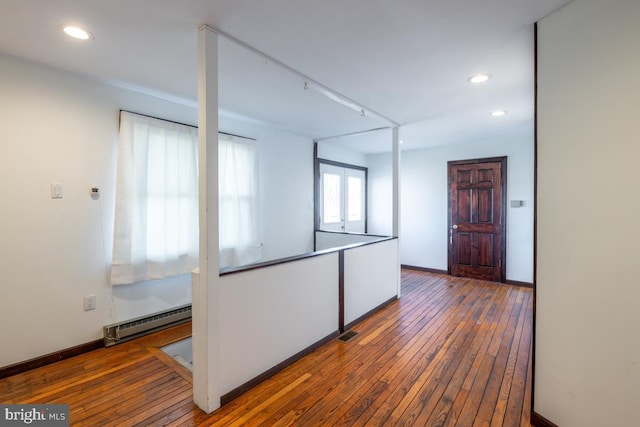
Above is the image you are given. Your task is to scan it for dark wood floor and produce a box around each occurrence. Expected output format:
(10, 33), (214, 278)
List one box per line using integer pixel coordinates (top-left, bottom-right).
(0, 270), (532, 426)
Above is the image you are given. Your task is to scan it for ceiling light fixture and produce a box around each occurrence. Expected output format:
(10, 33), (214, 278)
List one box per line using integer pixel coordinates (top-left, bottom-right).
(468, 73), (491, 84)
(490, 110), (507, 117)
(63, 25), (93, 40)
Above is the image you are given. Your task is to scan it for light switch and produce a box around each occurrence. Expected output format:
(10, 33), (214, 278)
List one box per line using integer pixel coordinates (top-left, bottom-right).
(84, 294), (96, 311)
(51, 183), (63, 199)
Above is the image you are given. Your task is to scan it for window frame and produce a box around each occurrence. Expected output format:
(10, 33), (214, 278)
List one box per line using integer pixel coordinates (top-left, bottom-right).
(315, 157), (368, 234)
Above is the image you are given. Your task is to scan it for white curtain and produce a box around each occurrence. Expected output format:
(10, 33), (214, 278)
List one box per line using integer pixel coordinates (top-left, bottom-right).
(110, 111), (199, 285)
(218, 134), (261, 268)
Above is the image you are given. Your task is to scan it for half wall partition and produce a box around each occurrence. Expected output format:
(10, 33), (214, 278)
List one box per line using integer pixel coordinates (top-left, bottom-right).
(193, 26), (401, 413)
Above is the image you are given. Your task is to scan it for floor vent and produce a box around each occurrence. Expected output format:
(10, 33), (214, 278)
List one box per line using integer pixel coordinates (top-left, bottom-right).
(337, 330), (359, 342)
(103, 304), (191, 347)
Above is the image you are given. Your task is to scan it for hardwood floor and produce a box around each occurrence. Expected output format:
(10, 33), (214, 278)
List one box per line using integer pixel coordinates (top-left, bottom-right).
(0, 270), (533, 426)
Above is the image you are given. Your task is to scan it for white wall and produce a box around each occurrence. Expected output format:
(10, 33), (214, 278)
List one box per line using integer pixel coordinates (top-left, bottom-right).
(344, 239), (399, 325)
(218, 253), (339, 394)
(213, 237), (399, 397)
(0, 53), (198, 367)
(367, 153), (394, 236)
(371, 137), (534, 282)
(0, 53), (314, 367)
(317, 141), (367, 167)
(536, 1), (640, 425)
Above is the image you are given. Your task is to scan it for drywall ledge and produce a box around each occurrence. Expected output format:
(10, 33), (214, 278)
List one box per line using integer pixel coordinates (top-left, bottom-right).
(220, 236), (396, 276)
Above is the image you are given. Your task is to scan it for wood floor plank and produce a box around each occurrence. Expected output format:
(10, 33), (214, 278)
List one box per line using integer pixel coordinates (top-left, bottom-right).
(361, 289), (482, 425)
(109, 383), (192, 426)
(399, 285), (500, 425)
(503, 293), (533, 427)
(73, 373), (185, 425)
(472, 290), (527, 427)
(69, 364), (188, 421)
(0, 270), (533, 426)
(135, 396), (198, 427)
(491, 291), (532, 426)
(449, 285), (524, 426)
(218, 373), (312, 427)
(383, 283), (495, 424)
(440, 287), (515, 427)
(69, 359), (172, 417)
(520, 339), (534, 427)
(418, 286), (510, 426)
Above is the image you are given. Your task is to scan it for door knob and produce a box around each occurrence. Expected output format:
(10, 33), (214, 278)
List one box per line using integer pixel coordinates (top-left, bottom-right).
(452, 225), (458, 229)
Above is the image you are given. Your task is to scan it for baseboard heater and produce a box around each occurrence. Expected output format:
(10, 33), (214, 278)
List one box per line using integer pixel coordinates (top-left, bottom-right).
(103, 304), (191, 347)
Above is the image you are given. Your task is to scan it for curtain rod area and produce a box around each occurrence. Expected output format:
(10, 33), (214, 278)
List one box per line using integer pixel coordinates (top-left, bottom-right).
(119, 110), (256, 141)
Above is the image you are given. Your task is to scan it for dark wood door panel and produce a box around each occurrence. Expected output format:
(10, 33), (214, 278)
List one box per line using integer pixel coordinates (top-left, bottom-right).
(477, 189), (493, 223)
(477, 168), (495, 183)
(455, 264), (496, 281)
(456, 169), (472, 185)
(457, 189), (472, 222)
(456, 223), (495, 233)
(477, 233), (494, 267)
(457, 233), (472, 265)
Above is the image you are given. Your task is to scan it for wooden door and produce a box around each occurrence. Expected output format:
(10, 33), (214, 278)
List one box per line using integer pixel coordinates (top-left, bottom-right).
(448, 157), (506, 282)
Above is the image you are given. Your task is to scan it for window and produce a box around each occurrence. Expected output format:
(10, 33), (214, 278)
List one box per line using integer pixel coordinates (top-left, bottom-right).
(318, 160), (367, 233)
(218, 134), (261, 269)
(111, 111), (199, 285)
(347, 176), (363, 221)
(110, 112), (260, 285)
(322, 173), (342, 224)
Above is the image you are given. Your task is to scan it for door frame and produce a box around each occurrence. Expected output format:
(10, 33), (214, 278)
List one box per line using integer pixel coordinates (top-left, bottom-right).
(447, 156), (507, 282)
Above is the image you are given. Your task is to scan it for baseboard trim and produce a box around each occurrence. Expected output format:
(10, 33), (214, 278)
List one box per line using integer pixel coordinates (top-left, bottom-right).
(402, 265), (534, 288)
(220, 330), (340, 406)
(531, 411), (559, 427)
(344, 296), (398, 332)
(0, 339), (104, 380)
(506, 279), (534, 288)
(401, 264), (448, 275)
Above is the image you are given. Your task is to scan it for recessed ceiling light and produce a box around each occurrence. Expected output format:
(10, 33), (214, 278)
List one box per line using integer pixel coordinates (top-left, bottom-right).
(490, 110), (507, 117)
(63, 26), (93, 40)
(468, 73), (491, 84)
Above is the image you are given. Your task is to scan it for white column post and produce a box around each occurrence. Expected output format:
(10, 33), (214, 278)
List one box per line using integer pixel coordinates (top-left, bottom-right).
(192, 25), (221, 413)
(392, 126), (401, 297)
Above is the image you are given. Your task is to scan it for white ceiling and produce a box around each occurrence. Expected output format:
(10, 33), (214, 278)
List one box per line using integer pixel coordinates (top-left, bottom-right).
(0, 0), (571, 152)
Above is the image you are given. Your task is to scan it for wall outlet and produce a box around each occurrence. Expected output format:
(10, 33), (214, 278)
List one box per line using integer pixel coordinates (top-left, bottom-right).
(84, 294), (96, 311)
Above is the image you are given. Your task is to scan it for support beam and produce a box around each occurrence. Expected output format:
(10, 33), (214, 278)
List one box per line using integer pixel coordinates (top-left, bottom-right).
(392, 127), (401, 296)
(193, 25), (221, 413)
(204, 25), (399, 129)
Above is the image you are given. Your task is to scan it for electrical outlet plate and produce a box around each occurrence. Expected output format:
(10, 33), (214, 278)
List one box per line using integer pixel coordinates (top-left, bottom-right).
(84, 294), (96, 311)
